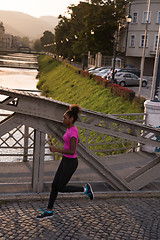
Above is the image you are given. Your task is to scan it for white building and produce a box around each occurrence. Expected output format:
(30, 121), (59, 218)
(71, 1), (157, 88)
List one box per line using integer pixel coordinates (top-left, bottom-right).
(120, 0), (160, 75)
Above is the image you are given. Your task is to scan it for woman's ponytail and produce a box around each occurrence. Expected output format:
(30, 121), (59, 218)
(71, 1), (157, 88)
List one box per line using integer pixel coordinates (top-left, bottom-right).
(66, 104), (81, 123)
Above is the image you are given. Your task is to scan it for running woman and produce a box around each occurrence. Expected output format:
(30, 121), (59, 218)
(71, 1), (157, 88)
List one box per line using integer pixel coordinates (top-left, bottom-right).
(37, 104), (94, 219)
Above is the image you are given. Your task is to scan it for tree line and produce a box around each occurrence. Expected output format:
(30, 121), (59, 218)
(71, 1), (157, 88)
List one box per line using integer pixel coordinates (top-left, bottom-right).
(34, 0), (128, 61)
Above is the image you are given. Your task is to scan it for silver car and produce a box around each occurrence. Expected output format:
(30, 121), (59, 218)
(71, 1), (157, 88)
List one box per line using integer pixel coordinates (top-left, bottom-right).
(89, 67), (108, 74)
(114, 72), (147, 87)
(94, 68), (109, 76)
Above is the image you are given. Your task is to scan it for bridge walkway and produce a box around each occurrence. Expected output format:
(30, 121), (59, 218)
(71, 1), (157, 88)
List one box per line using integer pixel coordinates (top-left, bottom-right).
(0, 152), (160, 194)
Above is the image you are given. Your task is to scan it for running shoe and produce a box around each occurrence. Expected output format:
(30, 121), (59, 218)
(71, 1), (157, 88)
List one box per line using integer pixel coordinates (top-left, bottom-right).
(36, 209), (53, 219)
(84, 183), (94, 200)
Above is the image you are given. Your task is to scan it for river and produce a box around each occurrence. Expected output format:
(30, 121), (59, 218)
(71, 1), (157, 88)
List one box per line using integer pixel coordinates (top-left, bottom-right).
(0, 53), (38, 90)
(0, 53), (39, 162)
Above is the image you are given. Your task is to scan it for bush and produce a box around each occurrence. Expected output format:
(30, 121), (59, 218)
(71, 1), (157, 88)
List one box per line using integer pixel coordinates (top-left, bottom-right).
(102, 79), (110, 87)
(92, 74), (135, 102)
(134, 96), (145, 111)
(72, 67), (136, 102)
(93, 75), (104, 84)
(79, 70), (92, 79)
(108, 83), (135, 102)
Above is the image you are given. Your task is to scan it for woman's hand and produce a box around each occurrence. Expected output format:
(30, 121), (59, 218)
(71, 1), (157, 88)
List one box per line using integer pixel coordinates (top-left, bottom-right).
(49, 137), (76, 155)
(50, 146), (58, 152)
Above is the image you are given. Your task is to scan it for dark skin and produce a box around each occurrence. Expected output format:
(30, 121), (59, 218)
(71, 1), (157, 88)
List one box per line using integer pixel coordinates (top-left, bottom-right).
(48, 112), (78, 211)
(50, 112), (77, 155)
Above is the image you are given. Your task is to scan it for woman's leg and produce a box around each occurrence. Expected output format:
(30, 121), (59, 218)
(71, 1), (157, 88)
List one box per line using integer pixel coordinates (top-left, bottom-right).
(48, 157), (83, 210)
(47, 159), (64, 210)
(56, 157), (84, 193)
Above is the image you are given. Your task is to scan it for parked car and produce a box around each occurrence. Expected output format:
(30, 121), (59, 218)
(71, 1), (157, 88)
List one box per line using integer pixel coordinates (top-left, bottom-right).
(94, 68), (109, 76)
(118, 68), (140, 77)
(89, 67), (108, 74)
(114, 72), (147, 87)
(88, 67), (98, 71)
(102, 68), (121, 79)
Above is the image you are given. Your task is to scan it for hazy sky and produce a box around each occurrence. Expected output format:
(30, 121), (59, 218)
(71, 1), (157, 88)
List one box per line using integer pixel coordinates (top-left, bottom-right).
(0, 0), (81, 18)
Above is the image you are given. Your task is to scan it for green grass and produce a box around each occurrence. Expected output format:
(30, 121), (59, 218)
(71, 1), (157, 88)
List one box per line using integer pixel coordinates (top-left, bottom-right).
(37, 55), (142, 114)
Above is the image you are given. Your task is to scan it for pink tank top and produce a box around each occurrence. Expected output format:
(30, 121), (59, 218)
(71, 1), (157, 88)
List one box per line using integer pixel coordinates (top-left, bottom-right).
(63, 126), (79, 158)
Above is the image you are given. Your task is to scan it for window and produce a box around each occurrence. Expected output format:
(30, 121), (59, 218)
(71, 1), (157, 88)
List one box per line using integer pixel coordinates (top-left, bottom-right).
(154, 35), (159, 51)
(130, 35), (135, 47)
(116, 73), (123, 77)
(140, 35), (148, 47)
(132, 12), (138, 24)
(142, 11), (151, 23)
(124, 74), (131, 78)
(157, 11), (160, 24)
(131, 74), (138, 79)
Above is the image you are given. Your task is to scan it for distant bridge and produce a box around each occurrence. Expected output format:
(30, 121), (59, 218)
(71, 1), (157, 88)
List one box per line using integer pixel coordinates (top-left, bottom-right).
(0, 52), (38, 69)
(18, 47), (31, 53)
(0, 87), (160, 193)
(0, 48), (38, 55)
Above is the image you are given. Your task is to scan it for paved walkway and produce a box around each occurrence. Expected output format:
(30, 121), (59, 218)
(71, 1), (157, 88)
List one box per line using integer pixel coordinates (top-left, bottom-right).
(0, 196), (160, 239)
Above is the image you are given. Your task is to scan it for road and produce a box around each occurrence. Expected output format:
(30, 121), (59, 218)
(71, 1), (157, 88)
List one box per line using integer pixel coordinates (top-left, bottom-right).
(124, 76), (160, 100)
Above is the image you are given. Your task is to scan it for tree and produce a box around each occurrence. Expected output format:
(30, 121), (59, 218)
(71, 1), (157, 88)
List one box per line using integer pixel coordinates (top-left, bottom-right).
(21, 37), (30, 47)
(0, 22), (5, 36)
(54, 0), (127, 60)
(54, 16), (73, 58)
(33, 39), (42, 52)
(40, 31), (55, 49)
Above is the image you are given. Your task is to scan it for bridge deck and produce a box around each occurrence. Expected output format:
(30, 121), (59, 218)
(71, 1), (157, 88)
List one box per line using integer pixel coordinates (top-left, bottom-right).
(100, 152), (156, 179)
(1, 152), (160, 194)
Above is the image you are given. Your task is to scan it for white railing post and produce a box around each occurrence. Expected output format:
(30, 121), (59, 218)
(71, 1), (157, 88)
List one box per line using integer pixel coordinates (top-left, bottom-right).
(23, 125), (29, 162)
(32, 130), (45, 193)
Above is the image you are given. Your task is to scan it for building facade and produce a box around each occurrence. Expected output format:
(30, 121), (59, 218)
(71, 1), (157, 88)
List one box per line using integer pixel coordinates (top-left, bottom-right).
(120, 0), (160, 75)
(0, 21), (21, 50)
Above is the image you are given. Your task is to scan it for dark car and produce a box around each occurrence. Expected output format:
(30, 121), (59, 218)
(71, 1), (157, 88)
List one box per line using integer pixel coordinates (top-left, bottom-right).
(118, 68), (140, 77)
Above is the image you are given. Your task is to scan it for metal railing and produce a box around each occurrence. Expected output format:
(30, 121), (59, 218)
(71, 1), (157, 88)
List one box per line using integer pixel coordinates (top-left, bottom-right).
(0, 120), (53, 162)
(0, 112), (146, 162)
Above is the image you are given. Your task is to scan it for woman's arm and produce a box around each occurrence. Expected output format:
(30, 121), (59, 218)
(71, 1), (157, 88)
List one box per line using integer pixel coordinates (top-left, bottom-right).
(50, 137), (77, 155)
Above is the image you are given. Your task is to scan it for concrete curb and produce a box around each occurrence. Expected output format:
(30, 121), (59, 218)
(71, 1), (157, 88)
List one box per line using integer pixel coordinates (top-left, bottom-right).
(1, 191), (160, 203)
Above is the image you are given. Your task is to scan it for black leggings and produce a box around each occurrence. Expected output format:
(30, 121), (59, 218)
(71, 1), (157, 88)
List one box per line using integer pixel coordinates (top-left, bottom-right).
(48, 156), (84, 209)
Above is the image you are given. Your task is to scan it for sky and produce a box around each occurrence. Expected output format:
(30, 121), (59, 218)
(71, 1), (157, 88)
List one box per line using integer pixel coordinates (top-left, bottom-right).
(0, 0), (81, 18)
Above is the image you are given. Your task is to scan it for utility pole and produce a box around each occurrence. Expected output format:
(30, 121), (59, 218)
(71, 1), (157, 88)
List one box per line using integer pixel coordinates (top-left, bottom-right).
(150, 24), (160, 101)
(138, 0), (151, 97)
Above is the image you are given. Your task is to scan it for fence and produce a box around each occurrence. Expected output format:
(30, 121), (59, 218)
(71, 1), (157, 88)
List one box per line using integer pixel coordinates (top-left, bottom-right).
(0, 116), (53, 162)
(88, 52), (123, 69)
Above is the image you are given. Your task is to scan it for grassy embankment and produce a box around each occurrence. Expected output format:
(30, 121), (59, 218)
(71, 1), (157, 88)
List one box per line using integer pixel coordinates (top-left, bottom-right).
(37, 55), (143, 156)
(37, 55), (143, 114)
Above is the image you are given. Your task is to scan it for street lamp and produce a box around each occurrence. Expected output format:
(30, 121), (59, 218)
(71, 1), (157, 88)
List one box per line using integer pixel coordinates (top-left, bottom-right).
(126, 15), (132, 23)
(82, 30), (94, 70)
(124, 2), (132, 68)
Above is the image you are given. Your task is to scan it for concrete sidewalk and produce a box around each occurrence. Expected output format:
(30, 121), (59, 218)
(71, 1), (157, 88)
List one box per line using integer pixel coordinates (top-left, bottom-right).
(0, 196), (160, 239)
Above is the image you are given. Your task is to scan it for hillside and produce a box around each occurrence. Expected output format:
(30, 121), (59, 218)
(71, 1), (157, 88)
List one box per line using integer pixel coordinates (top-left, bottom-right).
(39, 16), (59, 28)
(0, 10), (58, 39)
